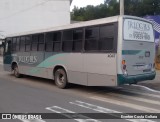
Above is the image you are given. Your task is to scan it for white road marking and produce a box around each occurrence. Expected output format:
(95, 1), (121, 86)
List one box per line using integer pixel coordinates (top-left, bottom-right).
(131, 84), (160, 94)
(46, 106), (101, 122)
(121, 89), (160, 99)
(70, 100), (119, 113)
(106, 92), (160, 105)
(90, 96), (160, 113)
(70, 100), (156, 122)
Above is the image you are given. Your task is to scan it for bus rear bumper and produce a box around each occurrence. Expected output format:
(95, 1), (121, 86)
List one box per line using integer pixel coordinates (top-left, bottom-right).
(117, 72), (156, 85)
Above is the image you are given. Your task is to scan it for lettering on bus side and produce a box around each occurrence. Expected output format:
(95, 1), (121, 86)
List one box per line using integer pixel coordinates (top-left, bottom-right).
(128, 20), (151, 40)
(124, 19), (154, 42)
(128, 21), (150, 31)
(18, 56), (37, 64)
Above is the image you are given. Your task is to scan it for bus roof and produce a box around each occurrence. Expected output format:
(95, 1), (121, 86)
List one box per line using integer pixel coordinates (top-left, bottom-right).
(6, 15), (151, 38)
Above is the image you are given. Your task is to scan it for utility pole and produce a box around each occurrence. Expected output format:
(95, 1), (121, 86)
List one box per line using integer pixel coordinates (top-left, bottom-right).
(120, 0), (124, 15)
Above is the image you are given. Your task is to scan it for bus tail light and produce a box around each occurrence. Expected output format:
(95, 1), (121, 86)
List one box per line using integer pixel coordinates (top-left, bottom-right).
(122, 60), (128, 75)
(152, 63), (155, 71)
(153, 63), (155, 69)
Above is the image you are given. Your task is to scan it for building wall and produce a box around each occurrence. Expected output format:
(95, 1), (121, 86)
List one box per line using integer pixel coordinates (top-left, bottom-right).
(0, 0), (70, 36)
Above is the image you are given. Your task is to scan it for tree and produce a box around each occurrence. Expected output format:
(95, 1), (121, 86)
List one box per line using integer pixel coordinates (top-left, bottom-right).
(71, 0), (160, 21)
(124, 0), (160, 16)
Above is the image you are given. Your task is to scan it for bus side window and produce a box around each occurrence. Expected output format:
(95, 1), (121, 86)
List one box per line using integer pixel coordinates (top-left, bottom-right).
(32, 34), (38, 51)
(85, 27), (99, 51)
(38, 34), (45, 51)
(73, 29), (83, 52)
(5, 42), (8, 53)
(99, 24), (115, 51)
(62, 30), (73, 52)
(45, 32), (54, 52)
(5, 40), (11, 53)
(45, 31), (62, 52)
(20, 36), (25, 52)
(12, 38), (17, 52)
(16, 37), (20, 51)
(25, 36), (31, 52)
(53, 32), (61, 52)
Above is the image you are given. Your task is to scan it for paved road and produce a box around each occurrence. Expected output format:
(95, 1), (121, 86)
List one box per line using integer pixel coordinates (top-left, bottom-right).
(0, 56), (2, 65)
(0, 61), (160, 122)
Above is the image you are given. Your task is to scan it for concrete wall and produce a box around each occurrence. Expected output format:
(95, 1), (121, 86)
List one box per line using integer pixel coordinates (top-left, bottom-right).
(0, 0), (71, 36)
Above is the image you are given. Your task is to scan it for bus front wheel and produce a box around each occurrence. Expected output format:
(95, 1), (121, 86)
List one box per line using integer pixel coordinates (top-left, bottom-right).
(54, 68), (68, 89)
(13, 65), (21, 78)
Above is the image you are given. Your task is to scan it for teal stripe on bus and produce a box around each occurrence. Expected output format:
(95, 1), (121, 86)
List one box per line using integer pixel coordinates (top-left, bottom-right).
(122, 50), (143, 55)
(28, 54), (66, 75)
(117, 72), (156, 85)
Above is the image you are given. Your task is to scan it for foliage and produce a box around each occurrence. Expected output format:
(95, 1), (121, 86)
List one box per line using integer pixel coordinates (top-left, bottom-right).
(124, 0), (160, 16)
(71, 0), (160, 21)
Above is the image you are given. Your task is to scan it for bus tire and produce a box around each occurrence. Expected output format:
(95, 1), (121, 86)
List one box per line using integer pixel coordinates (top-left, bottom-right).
(54, 68), (68, 89)
(13, 64), (21, 78)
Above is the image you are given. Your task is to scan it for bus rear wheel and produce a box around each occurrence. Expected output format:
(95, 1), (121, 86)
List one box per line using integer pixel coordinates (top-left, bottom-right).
(13, 65), (21, 78)
(54, 68), (68, 89)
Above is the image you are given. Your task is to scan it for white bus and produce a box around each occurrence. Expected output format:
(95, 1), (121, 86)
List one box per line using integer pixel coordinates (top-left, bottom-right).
(3, 15), (156, 88)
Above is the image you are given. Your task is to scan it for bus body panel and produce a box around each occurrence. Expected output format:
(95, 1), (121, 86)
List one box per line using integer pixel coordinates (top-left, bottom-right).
(122, 41), (155, 76)
(3, 15), (156, 87)
(117, 17), (156, 85)
(84, 53), (117, 86)
(5, 52), (117, 86)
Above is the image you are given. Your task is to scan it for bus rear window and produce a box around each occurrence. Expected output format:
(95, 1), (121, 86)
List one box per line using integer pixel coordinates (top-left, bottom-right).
(123, 19), (154, 42)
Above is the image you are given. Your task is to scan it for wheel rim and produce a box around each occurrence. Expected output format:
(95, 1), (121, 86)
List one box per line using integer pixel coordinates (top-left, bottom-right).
(56, 72), (65, 85)
(14, 67), (19, 77)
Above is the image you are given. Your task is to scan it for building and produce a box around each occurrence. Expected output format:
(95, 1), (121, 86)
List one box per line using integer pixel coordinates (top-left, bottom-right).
(144, 16), (160, 46)
(0, 0), (73, 36)
(144, 16), (160, 70)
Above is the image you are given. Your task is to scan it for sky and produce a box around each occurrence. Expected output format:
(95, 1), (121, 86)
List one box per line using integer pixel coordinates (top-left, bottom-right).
(70, 0), (105, 11)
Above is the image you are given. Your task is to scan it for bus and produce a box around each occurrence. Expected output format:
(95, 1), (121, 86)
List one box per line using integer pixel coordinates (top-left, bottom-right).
(3, 15), (156, 88)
